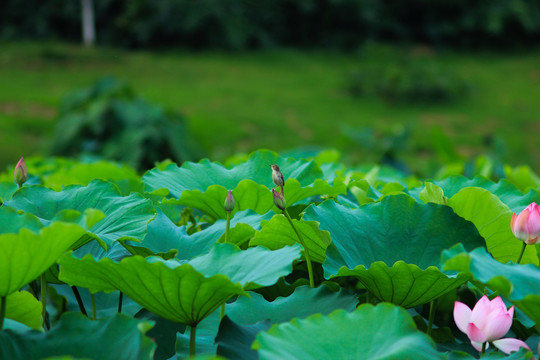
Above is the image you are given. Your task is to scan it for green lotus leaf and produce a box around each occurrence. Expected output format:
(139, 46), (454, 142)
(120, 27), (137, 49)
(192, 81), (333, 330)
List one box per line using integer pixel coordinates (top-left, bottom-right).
(143, 149), (323, 196)
(250, 215), (331, 263)
(187, 243), (302, 290)
(410, 176), (540, 213)
(5, 180), (156, 259)
(124, 209), (273, 260)
(163, 180), (273, 220)
(5, 290), (42, 329)
(0, 313), (155, 360)
(216, 317), (272, 360)
(0, 222), (87, 296)
(419, 182), (447, 205)
(253, 303), (443, 360)
(226, 285), (358, 325)
(42, 161), (141, 195)
(443, 245), (540, 329)
(283, 178), (346, 207)
(0, 182), (17, 202)
(504, 165), (540, 192)
(0, 206), (42, 234)
(58, 254), (247, 326)
(447, 187), (537, 265)
(303, 195), (484, 275)
(335, 261), (470, 308)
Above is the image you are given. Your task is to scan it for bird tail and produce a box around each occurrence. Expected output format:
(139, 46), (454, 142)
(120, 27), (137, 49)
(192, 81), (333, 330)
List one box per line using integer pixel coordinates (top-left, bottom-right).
(281, 185), (284, 195)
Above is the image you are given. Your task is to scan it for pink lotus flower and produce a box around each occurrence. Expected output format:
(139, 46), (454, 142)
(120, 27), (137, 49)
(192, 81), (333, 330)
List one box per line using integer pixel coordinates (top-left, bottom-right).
(511, 203), (540, 245)
(454, 295), (530, 354)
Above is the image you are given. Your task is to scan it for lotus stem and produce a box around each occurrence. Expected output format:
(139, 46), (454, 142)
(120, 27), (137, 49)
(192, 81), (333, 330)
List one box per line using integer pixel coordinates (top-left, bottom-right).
(189, 324), (197, 357)
(283, 208), (315, 288)
(427, 300), (436, 336)
(220, 304), (225, 320)
(225, 212), (231, 243)
(481, 341), (487, 355)
(0, 295), (6, 330)
(118, 292), (123, 313)
(71, 286), (88, 317)
(516, 242), (527, 264)
(40, 274), (49, 329)
(91, 293), (97, 320)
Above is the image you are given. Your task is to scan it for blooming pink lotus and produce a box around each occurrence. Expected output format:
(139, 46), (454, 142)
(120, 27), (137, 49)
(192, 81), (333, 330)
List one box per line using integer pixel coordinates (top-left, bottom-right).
(511, 203), (540, 245)
(454, 295), (530, 354)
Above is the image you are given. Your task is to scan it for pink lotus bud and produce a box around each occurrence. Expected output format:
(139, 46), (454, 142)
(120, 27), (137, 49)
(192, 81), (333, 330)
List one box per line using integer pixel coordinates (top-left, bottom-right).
(511, 203), (540, 245)
(453, 295), (529, 354)
(272, 188), (286, 211)
(13, 157), (28, 187)
(224, 190), (235, 213)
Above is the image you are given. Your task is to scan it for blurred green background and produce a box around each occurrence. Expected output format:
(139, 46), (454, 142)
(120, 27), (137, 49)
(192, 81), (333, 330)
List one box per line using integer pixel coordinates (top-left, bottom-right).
(1, 0), (539, 175)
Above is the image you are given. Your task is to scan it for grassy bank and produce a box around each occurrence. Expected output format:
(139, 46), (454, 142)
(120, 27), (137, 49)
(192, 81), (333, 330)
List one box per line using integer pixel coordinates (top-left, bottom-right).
(1, 41), (539, 173)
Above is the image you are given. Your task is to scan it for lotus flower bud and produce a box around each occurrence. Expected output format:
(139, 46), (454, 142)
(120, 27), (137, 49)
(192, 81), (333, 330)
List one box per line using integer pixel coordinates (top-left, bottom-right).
(511, 203), (540, 245)
(272, 188), (286, 210)
(224, 190), (235, 213)
(14, 157), (28, 187)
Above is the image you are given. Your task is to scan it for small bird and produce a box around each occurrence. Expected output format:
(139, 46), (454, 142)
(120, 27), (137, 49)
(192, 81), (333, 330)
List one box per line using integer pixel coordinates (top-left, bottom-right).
(270, 164), (285, 195)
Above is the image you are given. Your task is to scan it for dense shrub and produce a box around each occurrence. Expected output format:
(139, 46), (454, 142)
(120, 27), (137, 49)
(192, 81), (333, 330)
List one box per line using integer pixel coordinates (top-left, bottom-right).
(1, 0), (540, 50)
(49, 77), (203, 171)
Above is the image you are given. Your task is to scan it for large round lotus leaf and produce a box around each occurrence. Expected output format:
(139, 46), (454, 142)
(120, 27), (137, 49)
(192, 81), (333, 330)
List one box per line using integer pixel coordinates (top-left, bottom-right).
(0, 313), (155, 360)
(4, 180), (156, 259)
(126, 209), (273, 260)
(216, 317), (272, 360)
(226, 285), (358, 325)
(143, 149), (324, 196)
(335, 261), (470, 308)
(5, 290), (42, 329)
(443, 244), (540, 330)
(0, 206), (42, 234)
(447, 187), (537, 265)
(0, 222), (87, 296)
(187, 243), (301, 290)
(409, 176), (540, 213)
(303, 195), (484, 274)
(58, 254), (247, 326)
(250, 215), (331, 263)
(0, 182), (17, 201)
(253, 303), (443, 360)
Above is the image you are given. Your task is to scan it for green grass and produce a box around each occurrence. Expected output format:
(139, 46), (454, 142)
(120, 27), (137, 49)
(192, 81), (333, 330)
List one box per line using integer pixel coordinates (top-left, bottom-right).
(1, 41), (539, 174)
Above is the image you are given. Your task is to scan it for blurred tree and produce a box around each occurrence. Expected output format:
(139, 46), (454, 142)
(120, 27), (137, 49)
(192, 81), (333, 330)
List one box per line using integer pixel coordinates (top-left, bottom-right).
(81, 0), (96, 46)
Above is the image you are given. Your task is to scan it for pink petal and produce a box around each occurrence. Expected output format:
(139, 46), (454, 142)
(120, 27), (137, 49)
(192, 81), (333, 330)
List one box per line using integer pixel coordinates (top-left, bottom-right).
(467, 322), (487, 343)
(471, 341), (484, 352)
(470, 296), (490, 330)
(513, 208), (531, 241)
(483, 312), (512, 341)
(492, 338), (531, 355)
(488, 296), (506, 313)
(526, 204), (540, 237)
(453, 301), (472, 334)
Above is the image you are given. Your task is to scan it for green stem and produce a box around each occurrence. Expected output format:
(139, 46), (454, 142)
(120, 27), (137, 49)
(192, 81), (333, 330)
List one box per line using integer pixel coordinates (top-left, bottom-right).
(118, 292), (123, 313)
(40, 274), (48, 329)
(427, 300), (436, 336)
(516, 242), (527, 264)
(225, 212), (231, 243)
(189, 325), (197, 358)
(0, 295), (6, 330)
(481, 341), (487, 355)
(71, 286), (87, 317)
(220, 303), (225, 320)
(283, 208), (314, 288)
(91, 293), (97, 320)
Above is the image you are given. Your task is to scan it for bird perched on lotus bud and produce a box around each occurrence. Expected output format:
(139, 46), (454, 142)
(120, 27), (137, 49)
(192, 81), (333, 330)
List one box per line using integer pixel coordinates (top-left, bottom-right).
(14, 157), (28, 188)
(270, 164), (285, 195)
